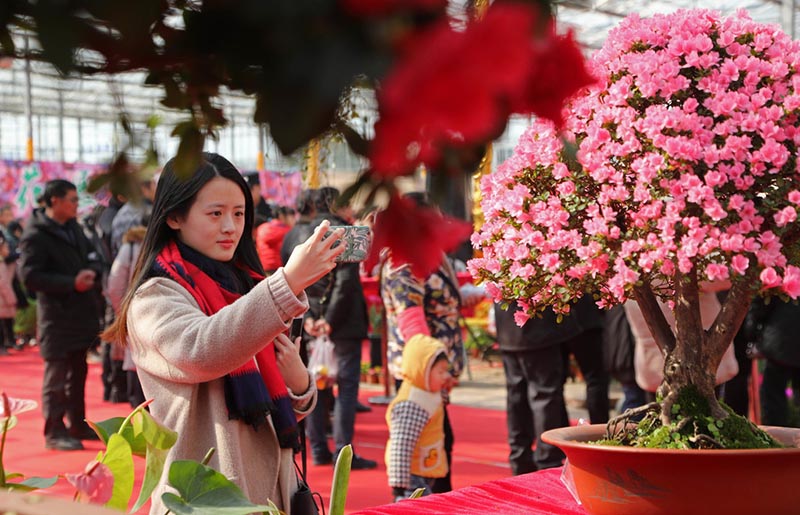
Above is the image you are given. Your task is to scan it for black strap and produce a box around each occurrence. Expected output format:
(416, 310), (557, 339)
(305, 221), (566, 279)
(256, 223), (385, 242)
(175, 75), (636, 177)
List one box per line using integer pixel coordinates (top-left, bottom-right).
(295, 417), (325, 515)
(298, 419), (309, 480)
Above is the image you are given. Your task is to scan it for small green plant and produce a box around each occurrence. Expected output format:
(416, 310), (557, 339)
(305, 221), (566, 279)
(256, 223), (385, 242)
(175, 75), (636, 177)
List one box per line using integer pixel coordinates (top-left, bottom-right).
(2, 391), (354, 515)
(463, 324), (497, 360)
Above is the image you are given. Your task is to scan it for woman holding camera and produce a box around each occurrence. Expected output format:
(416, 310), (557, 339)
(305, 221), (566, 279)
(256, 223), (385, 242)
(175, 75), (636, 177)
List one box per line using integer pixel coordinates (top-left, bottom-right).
(102, 152), (344, 514)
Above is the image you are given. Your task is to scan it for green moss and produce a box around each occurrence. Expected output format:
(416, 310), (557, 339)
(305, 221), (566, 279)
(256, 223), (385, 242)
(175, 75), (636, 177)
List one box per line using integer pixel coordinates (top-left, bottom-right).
(597, 385), (784, 450)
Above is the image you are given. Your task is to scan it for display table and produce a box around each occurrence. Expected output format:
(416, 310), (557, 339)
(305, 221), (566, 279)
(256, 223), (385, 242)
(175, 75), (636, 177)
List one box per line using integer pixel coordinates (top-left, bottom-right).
(351, 467), (588, 515)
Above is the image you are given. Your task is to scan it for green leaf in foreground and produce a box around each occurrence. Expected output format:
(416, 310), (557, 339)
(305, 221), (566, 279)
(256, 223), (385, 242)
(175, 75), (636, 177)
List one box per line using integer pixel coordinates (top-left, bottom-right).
(162, 460), (278, 515)
(4, 475), (58, 492)
(89, 417), (147, 457)
(329, 444), (352, 515)
(103, 433), (135, 511)
(131, 409), (178, 513)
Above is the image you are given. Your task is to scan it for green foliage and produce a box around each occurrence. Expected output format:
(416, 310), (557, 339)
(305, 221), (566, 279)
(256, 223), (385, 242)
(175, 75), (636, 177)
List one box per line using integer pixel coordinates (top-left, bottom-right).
(89, 417), (147, 457)
(1, 395), (354, 514)
(409, 488), (426, 499)
(1, 403), (58, 493)
(3, 475), (58, 492)
(131, 409), (180, 512)
(104, 434), (135, 510)
(330, 444), (353, 515)
(601, 385), (784, 450)
(162, 460), (279, 515)
(464, 325), (495, 353)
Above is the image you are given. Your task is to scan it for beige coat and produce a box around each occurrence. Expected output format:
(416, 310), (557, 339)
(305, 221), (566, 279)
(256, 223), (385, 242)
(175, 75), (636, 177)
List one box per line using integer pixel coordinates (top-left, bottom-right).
(127, 269), (315, 515)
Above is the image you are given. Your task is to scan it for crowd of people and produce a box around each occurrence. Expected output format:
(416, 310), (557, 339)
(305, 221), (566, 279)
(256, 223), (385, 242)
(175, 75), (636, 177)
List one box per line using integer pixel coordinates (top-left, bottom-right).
(1, 151), (799, 514)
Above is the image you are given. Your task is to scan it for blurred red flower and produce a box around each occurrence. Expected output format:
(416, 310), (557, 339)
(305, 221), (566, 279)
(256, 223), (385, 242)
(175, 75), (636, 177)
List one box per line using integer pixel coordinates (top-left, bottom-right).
(509, 25), (595, 128)
(366, 194), (472, 277)
(369, 3), (593, 177)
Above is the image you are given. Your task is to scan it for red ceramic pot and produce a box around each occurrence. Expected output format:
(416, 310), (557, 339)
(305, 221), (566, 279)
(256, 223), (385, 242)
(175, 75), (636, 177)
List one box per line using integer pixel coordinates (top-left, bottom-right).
(542, 424), (800, 515)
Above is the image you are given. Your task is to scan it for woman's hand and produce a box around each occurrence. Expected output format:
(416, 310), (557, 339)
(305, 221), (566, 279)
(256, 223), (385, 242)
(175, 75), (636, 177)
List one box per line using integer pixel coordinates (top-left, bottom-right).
(284, 220), (345, 295)
(274, 333), (310, 394)
(304, 317), (331, 337)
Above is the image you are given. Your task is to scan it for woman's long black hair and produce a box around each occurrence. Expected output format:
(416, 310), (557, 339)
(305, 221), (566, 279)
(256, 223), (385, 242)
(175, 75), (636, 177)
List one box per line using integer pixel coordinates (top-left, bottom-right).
(103, 152), (264, 344)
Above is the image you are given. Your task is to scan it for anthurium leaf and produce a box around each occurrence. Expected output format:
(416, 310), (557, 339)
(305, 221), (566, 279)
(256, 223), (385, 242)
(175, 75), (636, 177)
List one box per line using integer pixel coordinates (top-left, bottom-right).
(131, 442), (169, 513)
(89, 417), (147, 457)
(131, 411), (178, 512)
(162, 460), (278, 515)
(20, 476), (58, 489)
(5, 475), (58, 492)
(138, 409), (178, 450)
(15, 475), (58, 492)
(103, 434), (135, 511)
(88, 417), (120, 443)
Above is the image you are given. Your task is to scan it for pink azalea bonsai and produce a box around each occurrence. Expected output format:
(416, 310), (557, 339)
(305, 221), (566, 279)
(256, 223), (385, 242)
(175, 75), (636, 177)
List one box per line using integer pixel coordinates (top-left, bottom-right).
(470, 9), (800, 447)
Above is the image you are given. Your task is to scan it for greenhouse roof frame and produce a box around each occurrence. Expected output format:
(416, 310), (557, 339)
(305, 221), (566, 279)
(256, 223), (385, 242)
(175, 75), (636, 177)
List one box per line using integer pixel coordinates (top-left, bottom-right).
(0, 1), (797, 163)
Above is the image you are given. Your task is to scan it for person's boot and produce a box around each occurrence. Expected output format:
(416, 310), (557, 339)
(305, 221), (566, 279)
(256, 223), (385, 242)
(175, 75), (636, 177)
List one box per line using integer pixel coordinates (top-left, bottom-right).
(45, 436), (84, 451)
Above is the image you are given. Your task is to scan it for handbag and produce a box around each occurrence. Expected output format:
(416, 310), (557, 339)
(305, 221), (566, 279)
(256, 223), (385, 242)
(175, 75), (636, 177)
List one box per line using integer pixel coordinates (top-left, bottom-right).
(292, 422), (322, 515)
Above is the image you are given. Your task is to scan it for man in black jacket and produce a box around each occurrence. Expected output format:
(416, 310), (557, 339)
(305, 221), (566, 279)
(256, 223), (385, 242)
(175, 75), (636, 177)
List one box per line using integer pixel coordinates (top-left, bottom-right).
(18, 180), (104, 451)
(495, 296), (607, 474)
(301, 187), (376, 470)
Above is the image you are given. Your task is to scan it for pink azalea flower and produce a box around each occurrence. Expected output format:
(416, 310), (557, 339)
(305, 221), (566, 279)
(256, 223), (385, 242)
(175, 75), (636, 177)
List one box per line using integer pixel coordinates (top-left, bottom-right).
(469, 8), (800, 322)
(705, 263), (730, 282)
(731, 255), (750, 275)
(774, 206), (797, 227)
(782, 266), (800, 298)
(760, 267), (782, 288)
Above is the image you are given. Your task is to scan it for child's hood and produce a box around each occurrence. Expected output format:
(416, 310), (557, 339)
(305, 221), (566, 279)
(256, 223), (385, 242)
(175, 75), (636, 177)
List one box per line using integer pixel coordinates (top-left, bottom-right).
(401, 334), (447, 391)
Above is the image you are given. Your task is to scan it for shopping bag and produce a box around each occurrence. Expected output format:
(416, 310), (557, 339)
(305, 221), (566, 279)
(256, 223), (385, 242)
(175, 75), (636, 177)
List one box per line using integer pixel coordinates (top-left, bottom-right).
(308, 334), (337, 389)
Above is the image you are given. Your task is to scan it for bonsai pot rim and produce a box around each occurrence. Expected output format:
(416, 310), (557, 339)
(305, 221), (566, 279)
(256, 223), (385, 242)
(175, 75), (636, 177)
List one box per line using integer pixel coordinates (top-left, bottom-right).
(541, 424), (800, 515)
(542, 423), (800, 454)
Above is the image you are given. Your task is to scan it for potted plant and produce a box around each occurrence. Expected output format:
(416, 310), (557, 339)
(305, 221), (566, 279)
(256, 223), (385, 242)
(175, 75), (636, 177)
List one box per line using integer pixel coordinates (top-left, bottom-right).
(360, 362), (370, 383)
(470, 8), (800, 514)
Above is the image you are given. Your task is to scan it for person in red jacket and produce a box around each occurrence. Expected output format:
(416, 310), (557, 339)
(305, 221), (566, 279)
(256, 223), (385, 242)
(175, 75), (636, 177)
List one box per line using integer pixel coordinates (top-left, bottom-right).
(256, 206), (297, 273)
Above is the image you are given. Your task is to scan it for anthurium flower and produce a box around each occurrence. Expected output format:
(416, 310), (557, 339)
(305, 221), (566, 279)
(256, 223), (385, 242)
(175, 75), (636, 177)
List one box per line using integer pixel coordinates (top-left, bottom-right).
(0, 392), (37, 420)
(366, 193), (472, 277)
(65, 460), (114, 505)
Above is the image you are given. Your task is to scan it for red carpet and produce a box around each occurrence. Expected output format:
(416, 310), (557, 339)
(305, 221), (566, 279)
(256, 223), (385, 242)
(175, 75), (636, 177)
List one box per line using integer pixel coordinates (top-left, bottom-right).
(0, 346), (513, 513)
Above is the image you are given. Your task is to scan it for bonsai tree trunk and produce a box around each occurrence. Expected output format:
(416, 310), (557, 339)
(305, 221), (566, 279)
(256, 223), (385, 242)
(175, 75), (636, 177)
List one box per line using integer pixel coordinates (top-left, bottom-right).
(633, 267), (756, 424)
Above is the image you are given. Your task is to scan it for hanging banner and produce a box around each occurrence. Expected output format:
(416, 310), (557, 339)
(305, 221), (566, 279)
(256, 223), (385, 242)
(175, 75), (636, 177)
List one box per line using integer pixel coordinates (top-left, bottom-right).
(0, 162), (301, 218)
(0, 160), (108, 217)
(248, 169), (302, 207)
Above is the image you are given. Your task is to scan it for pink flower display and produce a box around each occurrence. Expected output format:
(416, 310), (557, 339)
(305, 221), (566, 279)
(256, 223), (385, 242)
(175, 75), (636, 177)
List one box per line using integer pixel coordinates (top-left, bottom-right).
(470, 9), (800, 321)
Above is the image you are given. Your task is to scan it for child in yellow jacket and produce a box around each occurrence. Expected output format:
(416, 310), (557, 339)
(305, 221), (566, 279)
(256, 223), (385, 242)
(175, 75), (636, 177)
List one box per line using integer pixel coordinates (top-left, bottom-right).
(385, 334), (452, 501)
